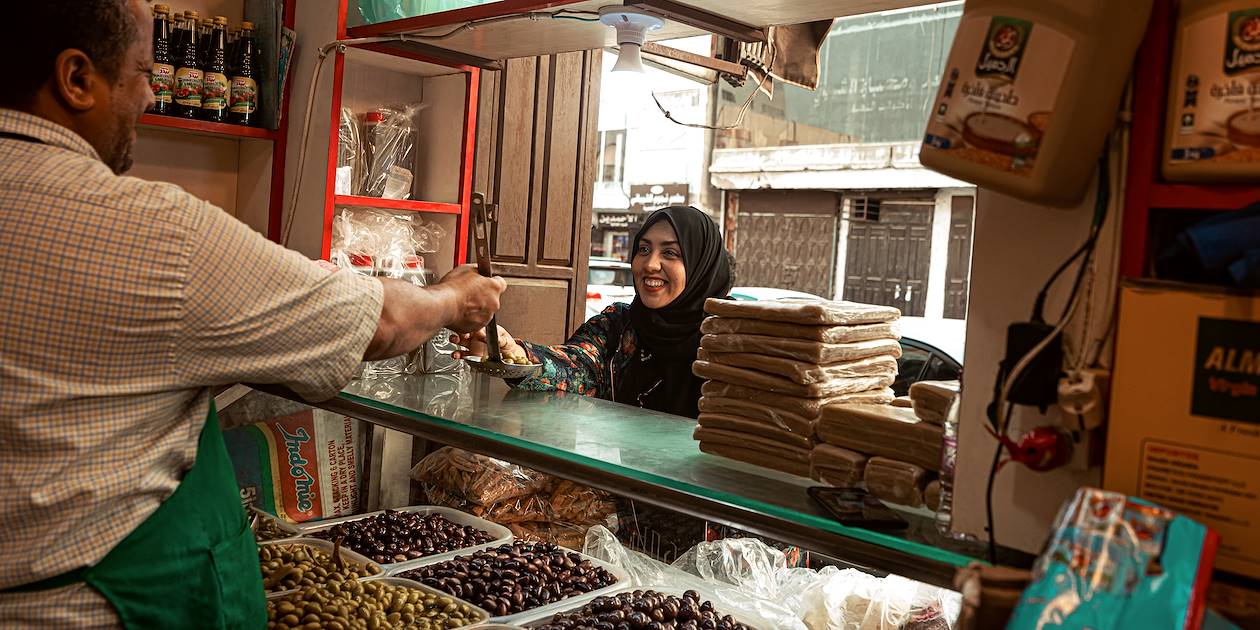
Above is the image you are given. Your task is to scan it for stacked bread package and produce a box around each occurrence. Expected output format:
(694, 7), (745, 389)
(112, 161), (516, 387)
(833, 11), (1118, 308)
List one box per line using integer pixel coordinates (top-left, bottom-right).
(691, 297), (902, 478)
(811, 380), (960, 509)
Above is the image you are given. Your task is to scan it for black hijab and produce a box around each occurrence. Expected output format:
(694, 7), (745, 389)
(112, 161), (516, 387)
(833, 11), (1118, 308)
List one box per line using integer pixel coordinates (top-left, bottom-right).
(616, 206), (731, 418)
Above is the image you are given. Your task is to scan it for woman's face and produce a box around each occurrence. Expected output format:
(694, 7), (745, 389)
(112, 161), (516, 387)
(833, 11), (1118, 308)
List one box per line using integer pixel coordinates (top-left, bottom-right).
(632, 220), (686, 309)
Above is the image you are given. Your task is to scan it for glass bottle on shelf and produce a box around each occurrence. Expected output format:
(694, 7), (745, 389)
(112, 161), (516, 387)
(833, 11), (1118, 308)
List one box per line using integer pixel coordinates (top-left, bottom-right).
(935, 396), (976, 541)
(196, 17), (213, 70)
(200, 17), (229, 123)
(227, 27), (240, 78)
(172, 10), (203, 119)
(228, 22), (258, 127)
(148, 4), (174, 116)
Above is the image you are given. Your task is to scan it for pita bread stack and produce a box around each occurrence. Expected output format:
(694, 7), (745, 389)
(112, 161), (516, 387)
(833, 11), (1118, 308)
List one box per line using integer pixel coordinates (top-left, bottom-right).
(691, 298), (902, 477)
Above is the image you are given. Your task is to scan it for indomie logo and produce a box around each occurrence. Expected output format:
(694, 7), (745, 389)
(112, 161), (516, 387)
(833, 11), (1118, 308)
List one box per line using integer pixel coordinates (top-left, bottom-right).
(976, 16), (1032, 81)
(278, 425), (317, 513)
(1225, 10), (1260, 76)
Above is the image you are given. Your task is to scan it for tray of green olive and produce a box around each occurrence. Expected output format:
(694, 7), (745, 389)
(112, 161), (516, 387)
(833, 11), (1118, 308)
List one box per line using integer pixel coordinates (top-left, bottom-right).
(267, 576), (490, 630)
(260, 538), (385, 599)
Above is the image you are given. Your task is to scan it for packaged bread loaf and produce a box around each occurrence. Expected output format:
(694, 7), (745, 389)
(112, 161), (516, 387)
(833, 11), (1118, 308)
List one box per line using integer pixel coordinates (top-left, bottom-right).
(702, 381), (895, 418)
(697, 399), (815, 436)
(693, 424), (814, 452)
(700, 334), (902, 364)
(704, 297), (901, 326)
(693, 360), (895, 398)
(697, 412), (814, 445)
(908, 380), (960, 425)
(810, 443), (868, 487)
(864, 457), (933, 508)
(816, 405), (944, 471)
(698, 442), (812, 477)
(924, 479), (943, 512)
(701, 316), (901, 343)
(696, 349), (898, 386)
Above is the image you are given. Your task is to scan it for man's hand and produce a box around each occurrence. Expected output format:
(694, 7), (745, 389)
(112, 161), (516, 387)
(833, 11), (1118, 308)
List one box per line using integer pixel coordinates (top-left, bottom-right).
(433, 265), (507, 333)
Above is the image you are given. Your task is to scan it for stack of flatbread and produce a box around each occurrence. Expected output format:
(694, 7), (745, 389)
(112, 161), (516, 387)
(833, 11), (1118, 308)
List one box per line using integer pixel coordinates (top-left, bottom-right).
(691, 297), (902, 478)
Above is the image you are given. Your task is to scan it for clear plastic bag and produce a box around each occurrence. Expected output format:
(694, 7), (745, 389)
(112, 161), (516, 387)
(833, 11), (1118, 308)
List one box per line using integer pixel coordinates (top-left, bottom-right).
(336, 107), (364, 195)
(411, 447), (554, 507)
(360, 104), (426, 199)
(582, 527), (809, 630)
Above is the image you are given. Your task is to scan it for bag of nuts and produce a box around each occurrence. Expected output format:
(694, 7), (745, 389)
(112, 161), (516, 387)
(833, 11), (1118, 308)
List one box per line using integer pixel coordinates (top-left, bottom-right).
(411, 447), (553, 506)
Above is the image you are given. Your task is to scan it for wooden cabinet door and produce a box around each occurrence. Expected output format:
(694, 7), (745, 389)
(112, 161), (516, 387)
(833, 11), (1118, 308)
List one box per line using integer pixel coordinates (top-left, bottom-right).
(473, 51), (602, 344)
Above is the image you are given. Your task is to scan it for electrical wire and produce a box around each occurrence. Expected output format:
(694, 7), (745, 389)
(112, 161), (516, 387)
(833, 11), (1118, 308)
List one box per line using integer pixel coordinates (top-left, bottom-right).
(650, 47), (777, 131)
(985, 403), (1012, 565)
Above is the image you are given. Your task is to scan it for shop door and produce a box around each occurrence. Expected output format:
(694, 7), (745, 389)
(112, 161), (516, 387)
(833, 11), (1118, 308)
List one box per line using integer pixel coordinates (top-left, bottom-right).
(472, 51), (602, 342)
(943, 195), (975, 320)
(842, 201), (932, 316)
(735, 212), (837, 298)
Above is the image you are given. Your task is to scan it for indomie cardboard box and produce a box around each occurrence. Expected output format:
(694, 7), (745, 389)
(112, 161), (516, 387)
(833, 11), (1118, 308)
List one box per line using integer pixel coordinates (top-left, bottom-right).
(1105, 280), (1260, 580)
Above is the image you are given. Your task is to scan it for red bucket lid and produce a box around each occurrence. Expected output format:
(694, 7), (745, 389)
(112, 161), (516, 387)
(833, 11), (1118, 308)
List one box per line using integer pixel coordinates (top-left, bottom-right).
(348, 253), (373, 267)
(364, 111), (385, 123)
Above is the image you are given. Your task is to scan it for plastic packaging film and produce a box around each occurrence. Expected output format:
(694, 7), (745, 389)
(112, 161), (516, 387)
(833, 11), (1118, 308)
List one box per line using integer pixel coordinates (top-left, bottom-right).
(360, 104), (427, 199)
(703, 298), (901, 326)
(701, 334), (903, 365)
(696, 349), (898, 386)
(863, 457), (933, 509)
(336, 107), (364, 195)
(701, 382), (895, 418)
(701, 317), (902, 344)
(693, 360), (895, 398)
(816, 405), (944, 472)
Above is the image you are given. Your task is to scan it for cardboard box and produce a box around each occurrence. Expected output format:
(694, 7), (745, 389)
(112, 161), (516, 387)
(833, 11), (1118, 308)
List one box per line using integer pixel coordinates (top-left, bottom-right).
(1105, 280), (1260, 580)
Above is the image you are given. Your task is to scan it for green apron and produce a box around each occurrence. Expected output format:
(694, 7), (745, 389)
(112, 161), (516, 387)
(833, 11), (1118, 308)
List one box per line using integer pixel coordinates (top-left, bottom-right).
(4, 404), (266, 629)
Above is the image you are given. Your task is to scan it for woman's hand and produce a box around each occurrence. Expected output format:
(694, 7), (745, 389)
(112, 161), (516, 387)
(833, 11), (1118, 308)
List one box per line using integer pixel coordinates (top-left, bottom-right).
(450, 326), (527, 361)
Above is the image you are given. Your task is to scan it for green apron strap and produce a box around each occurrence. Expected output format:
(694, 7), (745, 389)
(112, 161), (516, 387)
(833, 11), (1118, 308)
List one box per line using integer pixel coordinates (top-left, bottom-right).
(81, 403), (265, 629)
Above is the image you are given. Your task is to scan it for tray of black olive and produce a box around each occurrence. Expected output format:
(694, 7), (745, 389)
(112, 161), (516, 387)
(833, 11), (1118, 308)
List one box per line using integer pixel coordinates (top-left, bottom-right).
(395, 541), (629, 621)
(301, 506), (512, 572)
(518, 588), (760, 630)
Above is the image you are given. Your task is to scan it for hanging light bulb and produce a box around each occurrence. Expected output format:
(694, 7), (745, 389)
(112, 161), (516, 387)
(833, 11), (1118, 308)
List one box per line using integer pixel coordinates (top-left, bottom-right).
(599, 7), (664, 75)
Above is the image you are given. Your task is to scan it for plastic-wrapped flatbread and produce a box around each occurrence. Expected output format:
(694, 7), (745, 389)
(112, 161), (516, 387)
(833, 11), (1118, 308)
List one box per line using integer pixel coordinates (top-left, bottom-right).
(701, 381), (894, 418)
(816, 405), (944, 471)
(864, 457), (933, 508)
(924, 479), (943, 512)
(705, 297), (900, 326)
(694, 360), (895, 398)
(700, 333), (902, 365)
(698, 442), (812, 477)
(810, 443), (868, 487)
(693, 425), (814, 454)
(891, 396), (914, 408)
(696, 349), (898, 386)
(697, 412), (815, 446)
(701, 316), (901, 343)
(909, 380), (960, 425)
(697, 396), (816, 435)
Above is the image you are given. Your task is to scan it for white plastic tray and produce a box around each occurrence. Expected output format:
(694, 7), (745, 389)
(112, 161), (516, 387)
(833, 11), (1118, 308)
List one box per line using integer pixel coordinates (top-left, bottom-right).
(259, 537), (386, 600)
(358, 576), (494, 627)
(296, 505), (513, 573)
(249, 506), (301, 542)
(511, 585), (765, 629)
(393, 544), (632, 625)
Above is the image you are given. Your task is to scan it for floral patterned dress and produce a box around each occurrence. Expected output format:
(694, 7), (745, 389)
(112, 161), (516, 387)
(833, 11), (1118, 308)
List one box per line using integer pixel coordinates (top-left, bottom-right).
(512, 303), (639, 400)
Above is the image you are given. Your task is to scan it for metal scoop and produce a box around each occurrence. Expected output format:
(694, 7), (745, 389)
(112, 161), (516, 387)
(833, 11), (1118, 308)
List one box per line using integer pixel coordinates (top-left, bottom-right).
(463, 193), (541, 379)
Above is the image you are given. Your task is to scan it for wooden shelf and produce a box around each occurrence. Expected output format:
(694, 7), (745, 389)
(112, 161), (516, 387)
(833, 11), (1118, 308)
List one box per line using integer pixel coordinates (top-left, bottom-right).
(334, 195), (462, 214)
(138, 114), (279, 141)
(1148, 183), (1260, 212)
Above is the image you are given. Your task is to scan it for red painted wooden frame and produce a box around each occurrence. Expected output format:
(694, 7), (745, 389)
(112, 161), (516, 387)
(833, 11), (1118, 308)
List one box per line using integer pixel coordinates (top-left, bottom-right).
(320, 3), (480, 270)
(1120, 0), (1260, 278)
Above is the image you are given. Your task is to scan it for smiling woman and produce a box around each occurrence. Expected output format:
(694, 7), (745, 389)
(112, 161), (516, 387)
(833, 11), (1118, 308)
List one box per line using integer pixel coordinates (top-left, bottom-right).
(454, 206), (733, 418)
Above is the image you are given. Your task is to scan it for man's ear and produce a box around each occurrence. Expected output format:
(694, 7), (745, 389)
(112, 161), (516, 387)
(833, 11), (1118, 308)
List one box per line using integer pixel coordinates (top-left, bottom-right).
(52, 48), (99, 112)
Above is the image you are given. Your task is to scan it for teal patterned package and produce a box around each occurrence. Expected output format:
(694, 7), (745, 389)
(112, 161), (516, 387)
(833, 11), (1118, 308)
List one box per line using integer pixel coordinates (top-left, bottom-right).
(1007, 487), (1218, 630)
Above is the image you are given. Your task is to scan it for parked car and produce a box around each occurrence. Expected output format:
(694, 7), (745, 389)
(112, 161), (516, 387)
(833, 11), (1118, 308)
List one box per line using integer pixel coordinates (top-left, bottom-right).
(728, 289), (964, 395)
(585, 257), (635, 319)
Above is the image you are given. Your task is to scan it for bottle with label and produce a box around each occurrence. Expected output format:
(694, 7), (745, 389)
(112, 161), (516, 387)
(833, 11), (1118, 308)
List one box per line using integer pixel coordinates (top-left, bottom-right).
(200, 17), (229, 123)
(919, 0), (1154, 207)
(228, 22), (258, 126)
(149, 4), (174, 116)
(172, 10), (203, 119)
(1164, 0), (1260, 182)
(196, 18), (213, 70)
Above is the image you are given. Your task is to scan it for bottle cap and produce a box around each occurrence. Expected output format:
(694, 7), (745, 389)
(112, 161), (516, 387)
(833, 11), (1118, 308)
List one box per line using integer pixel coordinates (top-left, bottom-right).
(153, 4), (170, 15)
(348, 253), (373, 267)
(201, 18), (213, 26)
(365, 111), (385, 123)
(186, 10), (200, 18)
(214, 16), (228, 26)
(240, 21), (255, 30)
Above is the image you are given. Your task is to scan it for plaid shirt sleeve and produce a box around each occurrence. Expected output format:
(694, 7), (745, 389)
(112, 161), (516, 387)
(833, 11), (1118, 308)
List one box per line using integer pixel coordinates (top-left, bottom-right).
(174, 200), (384, 401)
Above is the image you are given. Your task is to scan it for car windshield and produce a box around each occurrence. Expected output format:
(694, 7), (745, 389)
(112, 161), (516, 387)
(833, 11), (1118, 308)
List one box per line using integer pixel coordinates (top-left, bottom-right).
(590, 268), (633, 286)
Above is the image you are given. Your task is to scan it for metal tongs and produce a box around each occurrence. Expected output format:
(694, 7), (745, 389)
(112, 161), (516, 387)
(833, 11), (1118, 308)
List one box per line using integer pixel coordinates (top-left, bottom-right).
(463, 193), (541, 379)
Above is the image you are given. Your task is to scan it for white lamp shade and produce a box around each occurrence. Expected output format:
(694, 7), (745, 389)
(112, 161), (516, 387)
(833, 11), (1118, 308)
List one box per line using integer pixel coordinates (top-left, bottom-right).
(612, 43), (645, 73)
